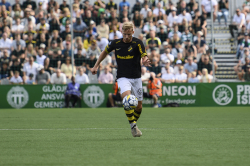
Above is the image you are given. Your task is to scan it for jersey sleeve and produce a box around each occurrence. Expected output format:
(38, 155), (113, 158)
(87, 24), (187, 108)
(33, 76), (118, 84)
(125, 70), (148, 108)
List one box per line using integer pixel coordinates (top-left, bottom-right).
(138, 40), (147, 58)
(105, 40), (115, 54)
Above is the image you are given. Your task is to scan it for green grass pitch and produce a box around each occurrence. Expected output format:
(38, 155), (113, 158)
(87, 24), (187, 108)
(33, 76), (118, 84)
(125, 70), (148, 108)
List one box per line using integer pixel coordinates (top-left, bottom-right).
(0, 107), (250, 166)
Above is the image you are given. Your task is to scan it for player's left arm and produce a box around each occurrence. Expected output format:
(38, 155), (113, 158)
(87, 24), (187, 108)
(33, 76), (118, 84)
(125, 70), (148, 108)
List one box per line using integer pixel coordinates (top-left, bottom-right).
(138, 40), (151, 67)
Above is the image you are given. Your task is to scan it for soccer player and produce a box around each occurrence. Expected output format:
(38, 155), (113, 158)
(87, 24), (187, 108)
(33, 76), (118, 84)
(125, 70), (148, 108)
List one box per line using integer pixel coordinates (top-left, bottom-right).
(91, 22), (151, 137)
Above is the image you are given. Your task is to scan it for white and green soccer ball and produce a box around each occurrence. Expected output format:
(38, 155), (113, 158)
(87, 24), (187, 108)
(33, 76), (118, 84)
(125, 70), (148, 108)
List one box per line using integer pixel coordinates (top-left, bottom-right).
(123, 95), (138, 110)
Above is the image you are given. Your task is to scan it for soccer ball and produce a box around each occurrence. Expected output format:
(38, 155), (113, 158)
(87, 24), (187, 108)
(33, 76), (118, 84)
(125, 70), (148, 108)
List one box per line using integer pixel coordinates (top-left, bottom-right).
(123, 95), (138, 110)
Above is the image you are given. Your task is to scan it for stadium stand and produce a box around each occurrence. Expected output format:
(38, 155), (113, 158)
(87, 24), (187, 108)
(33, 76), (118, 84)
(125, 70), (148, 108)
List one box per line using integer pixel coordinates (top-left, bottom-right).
(0, 0), (249, 85)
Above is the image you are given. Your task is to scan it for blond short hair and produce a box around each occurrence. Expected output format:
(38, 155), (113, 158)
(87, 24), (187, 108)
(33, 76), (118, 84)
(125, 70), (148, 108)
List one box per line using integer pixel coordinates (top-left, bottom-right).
(122, 22), (134, 31)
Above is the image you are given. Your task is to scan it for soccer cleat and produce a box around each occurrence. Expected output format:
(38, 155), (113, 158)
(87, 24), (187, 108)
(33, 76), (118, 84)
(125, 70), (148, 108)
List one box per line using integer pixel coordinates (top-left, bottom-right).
(131, 125), (142, 137)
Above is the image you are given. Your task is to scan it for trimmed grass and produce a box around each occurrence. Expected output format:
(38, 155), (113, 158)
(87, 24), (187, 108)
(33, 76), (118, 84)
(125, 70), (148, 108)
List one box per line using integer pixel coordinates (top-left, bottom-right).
(0, 107), (250, 166)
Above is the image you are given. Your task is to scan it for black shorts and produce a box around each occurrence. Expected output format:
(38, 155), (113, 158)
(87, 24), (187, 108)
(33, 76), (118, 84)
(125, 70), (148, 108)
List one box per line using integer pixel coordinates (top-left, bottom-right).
(143, 92), (160, 99)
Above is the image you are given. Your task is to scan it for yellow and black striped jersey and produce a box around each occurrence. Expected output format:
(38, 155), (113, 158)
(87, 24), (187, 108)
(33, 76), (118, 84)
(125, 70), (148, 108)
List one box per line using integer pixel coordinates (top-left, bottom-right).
(105, 37), (147, 79)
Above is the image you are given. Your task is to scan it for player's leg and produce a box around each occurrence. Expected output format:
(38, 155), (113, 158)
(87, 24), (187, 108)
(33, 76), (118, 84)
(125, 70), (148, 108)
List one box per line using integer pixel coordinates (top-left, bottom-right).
(118, 78), (137, 128)
(132, 78), (143, 122)
(121, 90), (137, 128)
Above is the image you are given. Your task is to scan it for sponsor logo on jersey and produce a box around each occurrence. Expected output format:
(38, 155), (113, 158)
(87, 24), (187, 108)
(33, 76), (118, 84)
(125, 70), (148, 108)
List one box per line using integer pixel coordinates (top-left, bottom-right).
(7, 86), (29, 108)
(117, 55), (134, 59)
(213, 85), (233, 105)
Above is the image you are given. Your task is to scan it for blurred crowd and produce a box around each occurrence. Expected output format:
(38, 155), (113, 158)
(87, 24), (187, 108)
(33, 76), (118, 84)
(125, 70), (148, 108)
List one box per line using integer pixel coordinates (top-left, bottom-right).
(0, 0), (230, 85)
(233, 1), (250, 82)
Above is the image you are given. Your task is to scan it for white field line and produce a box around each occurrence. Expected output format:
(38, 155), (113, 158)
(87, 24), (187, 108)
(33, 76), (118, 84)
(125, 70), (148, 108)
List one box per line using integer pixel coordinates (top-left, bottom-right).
(0, 128), (249, 131)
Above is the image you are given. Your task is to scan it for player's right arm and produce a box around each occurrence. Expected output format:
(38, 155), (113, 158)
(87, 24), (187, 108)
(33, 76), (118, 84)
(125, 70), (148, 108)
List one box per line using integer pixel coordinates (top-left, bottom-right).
(91, 41), (115, 75)
(91, 50), (108, 75)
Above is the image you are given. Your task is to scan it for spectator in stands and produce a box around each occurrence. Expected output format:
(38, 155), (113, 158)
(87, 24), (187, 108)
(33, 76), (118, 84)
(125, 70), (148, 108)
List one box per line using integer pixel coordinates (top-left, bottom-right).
(181, 27), (193, 43)
(0, 0), (11, 11)
(85, 22), (97, 37)
(229, 9), (245, 38)
(237, 33), (250, 59)
(161, 65), (175, 83)
(86, 53), (97, 74)
(75, 67), (89, 84)
(168, 25), (182, 39)
(0, 61), (10, 80)
(143, 19), (156, 34)
(0, 11), (12, 29)
(132, 11), (143, 29)
(73, 17), (87, 38)
(194, 31), (206, 54)
(132, 0), (141, 14)
(25, 73), (34, 84)
(160, 48), (174, 65)
(201, 0), (218, 22)
(243, 65), (250, 81)
(172, 42), (183, 58)
(169, 33), (181, 49)
(23, 56), (39, 82)
(167, 7), (179, 28)
(60, 24), (71, 41)
(157, 26), (168, 43)
(48, 40), (61, 53)
(184, 56), (198, 77)
(11, 18), (24, 33)
(11, 33), (25, 51)
(143, 72), (162, 108)
(10, 71), (23, 84)
(62, 42), (73, 57)
(97, 35), (109, 52)
(146, 30), (161, 50)
(141, 66), (150, 84)
(65, 76), (81, 108)
(119, 9), (130, 22)
(36, 49), (46, 65)
(100, 54), (112, 72)
(49, 14), (60, 34)
(153, 2), (165, 17)
(140, 3), (151, 19)
(35, 65), (50, 84)
(61, 56), (76, 79)
(149, 56), (161, 77)
(98, 66), (113, 84)
(198, 54), (213, 75)
(178, 9), (192, 26)
(175, 66), (187, 83)
(198, 68), (213, 83)
(43, 58), (53, 75)
(177, 0), (189, 15)
(50, 69), (67, 84)
(35, 2), (47, 17)
(36, 18), (49, 34)
(0, 32), (12, 53)
(25, 43), (37, 58)
(217, 0), (229, 26)
(188, 71), (200, 83)
(106, 0), (118, 13)
(87, 40), (101, 58)
(237, 57), (250, 80)
(119, 0), (130, 12)
(10, 59), (22, 77)
(74, 48), (87, 68)
(97, 19), (109, 39)
(23, 0), (37, 10)
(183, 39), (197, 59)
(109, 24), (123, 40)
